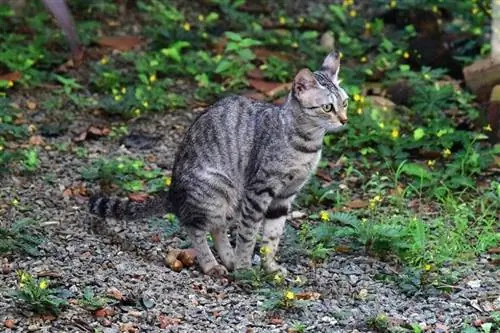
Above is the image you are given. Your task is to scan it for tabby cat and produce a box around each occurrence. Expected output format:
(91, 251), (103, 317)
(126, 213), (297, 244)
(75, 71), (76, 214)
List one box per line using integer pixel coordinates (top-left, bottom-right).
(89, 51), (349, 276)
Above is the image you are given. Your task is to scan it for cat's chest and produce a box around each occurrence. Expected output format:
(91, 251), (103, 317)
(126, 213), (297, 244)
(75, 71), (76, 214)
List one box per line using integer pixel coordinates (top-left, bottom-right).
(284, 151), (321, 185)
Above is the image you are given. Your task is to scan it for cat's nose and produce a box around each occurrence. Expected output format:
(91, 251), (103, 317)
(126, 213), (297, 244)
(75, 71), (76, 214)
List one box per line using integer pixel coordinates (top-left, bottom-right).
(339, 116), (348, 125)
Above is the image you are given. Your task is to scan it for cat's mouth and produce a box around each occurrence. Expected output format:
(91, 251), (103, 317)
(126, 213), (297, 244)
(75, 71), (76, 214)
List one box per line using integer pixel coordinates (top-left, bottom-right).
(326, 123), (348, 133)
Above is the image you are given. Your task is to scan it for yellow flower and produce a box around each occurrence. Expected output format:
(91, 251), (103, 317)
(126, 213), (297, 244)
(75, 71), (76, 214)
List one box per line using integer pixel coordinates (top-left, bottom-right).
(349, 10), (357, 17)
(142, 101), (149, 108)
(114, 95), (122, 101)
(19, 271), (30, 283)
(356, 108), (363, 114)
(342, 0), (354, 6)
(39, 279), (49, 289)
(364, 22), (371, 30)
(11, 198), (19, 206)
(483, 124), (492, 132)
(472, 7), (479, 15)
(403, 51), (410, 59)
(149, 73), (157, 83)
(339, 52), (343, 59)
(432, 5), (438, 13)
(7, 80), (14, 88)
(291, 42), (299, 48)
(279, 16), (286, 25)
(423, 73), (431, 80)
(442, 148), (451, 158)
(133, 109), (141, 117)
(298, 17), (304, 24)
(353, 94), (361, 102)
(164, 176), (172, 186)
(273, 273), (284, 284)
(427, 160), (436, 167)
(198, 14), (204, 21)
(183, 22), (191, 31)
(260, 246), (272, 256)
(319, 210), (330, 222)
(391, 128), (399, 139)
(100, 56), (109, 65)
(378, 122), (385, 129)
(390, 0), (397, 8)
(121, 87), (127, 94)
(369, 195), (382, 209)
(360, 56), (367, 63)
(284, 290), (295, 300)
(424, 264), (432, 271)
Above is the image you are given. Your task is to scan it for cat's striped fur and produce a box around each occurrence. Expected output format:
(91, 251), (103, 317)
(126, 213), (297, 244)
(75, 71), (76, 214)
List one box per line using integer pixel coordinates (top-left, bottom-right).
(89, 51), (349, 275)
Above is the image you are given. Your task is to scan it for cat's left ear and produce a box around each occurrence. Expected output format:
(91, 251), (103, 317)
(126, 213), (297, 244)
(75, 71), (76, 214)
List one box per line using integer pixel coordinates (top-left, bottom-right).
(321, 51), (341, 83)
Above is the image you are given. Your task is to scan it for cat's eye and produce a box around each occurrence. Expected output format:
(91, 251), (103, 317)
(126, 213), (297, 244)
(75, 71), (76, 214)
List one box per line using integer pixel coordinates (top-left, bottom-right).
(321, 104), (334, 113)
(343, 100), (348, 108)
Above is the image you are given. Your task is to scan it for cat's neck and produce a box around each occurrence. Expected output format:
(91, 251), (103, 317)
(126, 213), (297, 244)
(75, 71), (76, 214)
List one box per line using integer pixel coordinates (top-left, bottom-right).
(282, 93), (325, 143)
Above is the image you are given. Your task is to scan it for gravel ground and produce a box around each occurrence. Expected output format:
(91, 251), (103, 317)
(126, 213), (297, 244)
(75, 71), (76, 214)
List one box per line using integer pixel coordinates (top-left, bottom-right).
(0, 104), (499, 333)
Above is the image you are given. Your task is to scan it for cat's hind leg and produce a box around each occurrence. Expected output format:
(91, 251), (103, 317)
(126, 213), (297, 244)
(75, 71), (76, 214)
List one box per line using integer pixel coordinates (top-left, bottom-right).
(186, 226), (228, 276)
(212, 228), (235, 270)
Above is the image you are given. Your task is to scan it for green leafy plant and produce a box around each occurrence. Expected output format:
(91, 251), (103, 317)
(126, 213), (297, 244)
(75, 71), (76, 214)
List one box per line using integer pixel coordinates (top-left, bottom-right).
(81, 156), (169, 193)
(0, 219), (43, 256)
(79, 286), (113, 311)
(14, 270), (68, 315)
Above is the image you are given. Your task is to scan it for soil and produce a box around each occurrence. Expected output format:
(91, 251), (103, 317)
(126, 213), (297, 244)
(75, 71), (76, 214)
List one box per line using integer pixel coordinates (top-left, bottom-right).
(0, 101), (498, 333)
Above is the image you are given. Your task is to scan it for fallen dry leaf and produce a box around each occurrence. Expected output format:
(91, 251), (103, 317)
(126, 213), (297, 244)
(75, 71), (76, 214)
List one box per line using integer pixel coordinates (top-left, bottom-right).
(316, 169), (332, 182)
(120, 322), (138, 333)
(97, 36), (142, 51)
(159, 315), (182, 329)
(249, 79), (291, 97)
(346, 199), (369, 209)
(243, 91), (267, 101)
(165, 248), (183, 272)
(3, 319), (15, 328)
(62, 182), (88, 197)
(29, 135), (44, 146)
(252, 47), (290, 61)
(247, 68), (265, 80)
(335, 245), (351, 253)
(488, 247), (500, 254)
(73, 125), (110, 142)
(0, 71), (22, 82)
(268, 317), (283, 325)
(94, 307), (114, 318)
(295, 291), (321, 301)
(178, 249), (196, 267)
(128, 193), (149, 202)
(26, 101), (37, 110)
(107, 287), (123, 301)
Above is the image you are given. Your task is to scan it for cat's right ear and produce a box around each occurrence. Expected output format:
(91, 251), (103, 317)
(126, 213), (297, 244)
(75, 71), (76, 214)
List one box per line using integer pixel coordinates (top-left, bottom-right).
(293, 68), (317, 97)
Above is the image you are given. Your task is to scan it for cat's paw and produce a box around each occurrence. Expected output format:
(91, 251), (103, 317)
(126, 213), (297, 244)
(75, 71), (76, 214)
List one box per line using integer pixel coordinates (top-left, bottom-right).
(206, 264), (229, 277)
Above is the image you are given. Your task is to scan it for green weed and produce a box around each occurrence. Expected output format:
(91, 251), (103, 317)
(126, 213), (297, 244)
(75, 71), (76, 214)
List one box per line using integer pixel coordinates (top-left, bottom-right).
(0, 219), (43, 256)
(14, 270), (68, 315)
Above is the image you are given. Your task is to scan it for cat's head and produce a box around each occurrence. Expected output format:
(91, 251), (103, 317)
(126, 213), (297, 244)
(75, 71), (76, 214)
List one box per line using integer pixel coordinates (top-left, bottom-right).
(292, 51), (349, 132)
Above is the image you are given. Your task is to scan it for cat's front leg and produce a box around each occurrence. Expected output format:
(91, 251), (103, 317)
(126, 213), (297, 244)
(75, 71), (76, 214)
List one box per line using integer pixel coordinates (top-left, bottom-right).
(234, 190), (273, 270)
(261, 195), (295, 275)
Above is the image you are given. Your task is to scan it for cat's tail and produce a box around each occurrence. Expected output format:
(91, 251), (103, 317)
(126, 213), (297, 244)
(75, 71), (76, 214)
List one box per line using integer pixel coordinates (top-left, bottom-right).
(88, 190), (172, 220)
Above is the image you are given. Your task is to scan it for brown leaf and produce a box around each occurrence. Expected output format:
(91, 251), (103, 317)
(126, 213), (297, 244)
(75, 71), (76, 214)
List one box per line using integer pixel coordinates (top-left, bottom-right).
(120, 322), (138, 333)
(252, 48), (290, 61)
(107, 287), (123, 301)
(316, 169), (332, 182)
(335, 245), (351, 253)
(97, 36), (142, 51)
(159, 315), (181, 329)
(249, 79), (291, 97)
(247, 68), (265, 80)
(94, 307), (115, 318)
(128, 193), (149, 202)
(29, 135), (44, 146)
(488, 247), (500, 254)
(26, 101), (37, 110)
(178, 248), (196, 267)
(63, 182), (88, 197)
(0, 71), (22, 82)
(73, 125), (110, 142)
(346, 199), (369, 209)
(268, 317), (283, 325)
(295, 291), (321, 301)
(243, 91), (267, 101)
(3, 319), (15, 328)
(40, 314), (56, 321)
